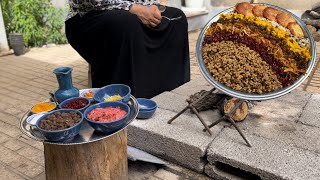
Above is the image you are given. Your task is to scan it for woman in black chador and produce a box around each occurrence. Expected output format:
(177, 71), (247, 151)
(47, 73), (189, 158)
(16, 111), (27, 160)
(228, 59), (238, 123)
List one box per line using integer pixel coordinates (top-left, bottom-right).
(66, 0), (190, 98)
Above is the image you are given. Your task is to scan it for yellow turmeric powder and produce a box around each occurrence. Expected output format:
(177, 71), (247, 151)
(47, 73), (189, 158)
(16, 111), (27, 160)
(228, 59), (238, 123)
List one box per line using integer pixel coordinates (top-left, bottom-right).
(31, 102), (56, 113)
(104, 95), (122, 102)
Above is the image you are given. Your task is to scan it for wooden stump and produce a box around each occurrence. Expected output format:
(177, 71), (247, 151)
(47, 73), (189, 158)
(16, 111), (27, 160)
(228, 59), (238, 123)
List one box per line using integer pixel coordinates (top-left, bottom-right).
(44, 129), (128, 180)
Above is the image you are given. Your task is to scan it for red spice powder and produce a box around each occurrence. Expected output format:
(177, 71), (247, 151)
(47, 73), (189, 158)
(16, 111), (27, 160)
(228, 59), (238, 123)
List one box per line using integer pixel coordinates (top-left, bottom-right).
(87, 106), (127, 122)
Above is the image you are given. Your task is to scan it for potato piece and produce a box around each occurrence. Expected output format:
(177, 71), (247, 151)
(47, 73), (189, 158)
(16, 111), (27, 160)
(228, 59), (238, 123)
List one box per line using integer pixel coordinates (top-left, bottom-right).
(263, 7), (281, 21)
(235, 2), (254, 16)
(276, 12), (296, 27)
(287, 22), (304, 38)
(252, 5), (267, 17)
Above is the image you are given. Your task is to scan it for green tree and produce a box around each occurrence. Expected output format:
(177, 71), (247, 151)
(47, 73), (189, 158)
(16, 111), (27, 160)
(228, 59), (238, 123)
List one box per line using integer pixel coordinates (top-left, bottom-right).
(1, 0), (67, 47)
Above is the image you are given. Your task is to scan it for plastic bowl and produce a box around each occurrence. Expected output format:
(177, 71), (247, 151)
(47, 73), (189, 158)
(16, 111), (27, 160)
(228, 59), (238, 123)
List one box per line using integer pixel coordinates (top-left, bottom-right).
(137, 108), (157, 119)
(137, 98), (157, 111)
(79, 88), (100, 102)
(59, 97), (90, 112)
(84, 101), (131, 133)
(94, 84), (131, 103)
(35, 109), (83, 142)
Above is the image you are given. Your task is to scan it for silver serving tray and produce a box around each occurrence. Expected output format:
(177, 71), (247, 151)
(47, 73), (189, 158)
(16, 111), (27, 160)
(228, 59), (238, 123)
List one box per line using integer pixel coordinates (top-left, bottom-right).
(196, 3), (316, 101)
(19, 95), (139, 145)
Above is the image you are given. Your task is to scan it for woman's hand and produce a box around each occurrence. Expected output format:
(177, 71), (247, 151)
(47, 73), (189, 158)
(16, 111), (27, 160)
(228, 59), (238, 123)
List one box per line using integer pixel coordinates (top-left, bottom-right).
(129, 5), (162, 27)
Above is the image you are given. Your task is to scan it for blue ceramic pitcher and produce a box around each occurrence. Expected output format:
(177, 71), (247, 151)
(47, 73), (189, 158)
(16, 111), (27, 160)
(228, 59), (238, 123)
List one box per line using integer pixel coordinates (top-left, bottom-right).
(53, 67), (79, 103)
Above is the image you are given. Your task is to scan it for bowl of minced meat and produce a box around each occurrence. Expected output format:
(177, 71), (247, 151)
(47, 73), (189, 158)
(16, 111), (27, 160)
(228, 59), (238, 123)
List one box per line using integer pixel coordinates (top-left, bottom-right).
(84, 101), (130, 133)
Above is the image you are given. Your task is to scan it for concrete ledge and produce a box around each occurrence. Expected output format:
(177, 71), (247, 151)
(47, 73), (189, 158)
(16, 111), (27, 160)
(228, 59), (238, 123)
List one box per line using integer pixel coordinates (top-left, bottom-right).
(232, 91), (320, 153)
(248, 90), (311, 122)
(207, 128), (320, 179)
(128, 108), (222, 172)
(299, 94), (320, 128)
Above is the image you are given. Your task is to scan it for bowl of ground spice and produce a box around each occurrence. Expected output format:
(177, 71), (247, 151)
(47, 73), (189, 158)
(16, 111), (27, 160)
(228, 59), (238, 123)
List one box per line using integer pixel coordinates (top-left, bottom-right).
(59, 97), (90, 112)
(84, 101), (130, 133)
(35, 109), (83, 142)
(31, 102), (57, 114)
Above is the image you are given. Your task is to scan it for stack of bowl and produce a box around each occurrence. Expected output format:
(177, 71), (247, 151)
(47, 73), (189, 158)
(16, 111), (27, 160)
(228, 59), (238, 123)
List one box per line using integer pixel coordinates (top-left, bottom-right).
(137, 98), (157, 119)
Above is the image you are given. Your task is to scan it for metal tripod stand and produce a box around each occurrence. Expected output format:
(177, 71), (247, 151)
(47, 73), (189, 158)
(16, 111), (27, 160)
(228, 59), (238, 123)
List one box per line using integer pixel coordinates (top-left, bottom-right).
(167, 88), (251, 147)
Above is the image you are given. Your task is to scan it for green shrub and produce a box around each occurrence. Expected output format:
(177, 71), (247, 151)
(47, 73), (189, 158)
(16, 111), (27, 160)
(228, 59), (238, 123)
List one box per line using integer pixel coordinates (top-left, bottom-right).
(1, 0), (67, 47)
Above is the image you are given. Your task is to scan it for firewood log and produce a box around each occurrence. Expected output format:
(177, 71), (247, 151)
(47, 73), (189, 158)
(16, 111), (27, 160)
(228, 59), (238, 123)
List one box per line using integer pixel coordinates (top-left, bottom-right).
(186, 90), (229, 112)
(218, 98), (249, 122)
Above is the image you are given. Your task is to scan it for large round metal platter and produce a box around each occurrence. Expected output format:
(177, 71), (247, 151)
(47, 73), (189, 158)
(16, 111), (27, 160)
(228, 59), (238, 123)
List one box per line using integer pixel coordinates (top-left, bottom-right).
(196, 3), (316, 101)
(19, 95), (139, 145)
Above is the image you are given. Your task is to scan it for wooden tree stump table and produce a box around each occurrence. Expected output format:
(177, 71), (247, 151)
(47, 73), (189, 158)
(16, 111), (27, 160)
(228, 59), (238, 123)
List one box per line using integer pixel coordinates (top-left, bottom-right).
(44, 129), (128, 180)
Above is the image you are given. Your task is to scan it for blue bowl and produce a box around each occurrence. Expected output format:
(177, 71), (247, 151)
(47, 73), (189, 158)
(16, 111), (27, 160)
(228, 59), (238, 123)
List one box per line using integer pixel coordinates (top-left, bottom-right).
(94, 84), (131, 104)
(84, 101), (130, 133)
(59, 97), (91, 112)
(137, 108), (157, 119)
(137, 98), (157, 111)
(36, 109), (83, 142)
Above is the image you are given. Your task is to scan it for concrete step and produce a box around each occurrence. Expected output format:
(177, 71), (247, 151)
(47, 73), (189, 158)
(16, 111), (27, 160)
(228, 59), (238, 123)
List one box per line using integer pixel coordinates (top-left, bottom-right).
(128, 107), (223, 172)
(206, 128), (320, 180)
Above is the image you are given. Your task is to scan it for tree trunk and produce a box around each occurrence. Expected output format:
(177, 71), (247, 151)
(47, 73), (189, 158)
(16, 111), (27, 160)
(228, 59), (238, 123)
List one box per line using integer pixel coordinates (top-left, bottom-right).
(44, 129), (128, 180)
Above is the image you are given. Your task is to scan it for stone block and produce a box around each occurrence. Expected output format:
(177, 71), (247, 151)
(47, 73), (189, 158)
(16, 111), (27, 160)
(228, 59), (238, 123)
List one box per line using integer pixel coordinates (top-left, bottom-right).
(154, 169), (180, 180)
(249, 90), (311, 122)
(0, 164), (24, 180)
(152, 91), (189, 113)
(128, 161), (159, 180)
(171, 77), (212, 96)
(207, 128), (320, 179)
(0, 146), (28, 168)
(16, 159), (44, 178)
(128, 108), (223, 172)
(0, 132), (10, 144)
(152, 91), (224, 125)
(230, 91), (320, 154)
(17, 135), (44, 151)
(17, 146), (45, 166)
(299, 94), (320, 128)
(3, 139), (27, 151)
(234, 117), (320, 154)
(0, 121), (22, 137)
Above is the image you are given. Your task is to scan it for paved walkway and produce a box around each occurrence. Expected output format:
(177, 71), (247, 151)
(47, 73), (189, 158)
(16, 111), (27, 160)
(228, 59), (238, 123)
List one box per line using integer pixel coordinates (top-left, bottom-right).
(0, 30), (319, 180)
